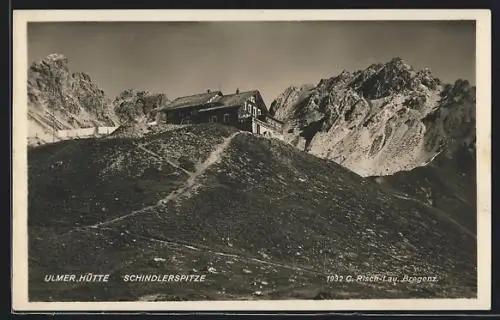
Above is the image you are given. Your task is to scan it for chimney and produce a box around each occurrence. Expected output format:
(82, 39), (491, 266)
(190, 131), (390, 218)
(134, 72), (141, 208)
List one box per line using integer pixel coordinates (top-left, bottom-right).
(207, 89), (211, 93)
(236, 88), (240, 94)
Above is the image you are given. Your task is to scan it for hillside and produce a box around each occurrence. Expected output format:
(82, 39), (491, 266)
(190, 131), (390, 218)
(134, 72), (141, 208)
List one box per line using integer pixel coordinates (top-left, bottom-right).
(28, 124), (476, 302)
(368, 143), (477, 236)
(28, 54), (119, 144)
(269, 57), (476, 177)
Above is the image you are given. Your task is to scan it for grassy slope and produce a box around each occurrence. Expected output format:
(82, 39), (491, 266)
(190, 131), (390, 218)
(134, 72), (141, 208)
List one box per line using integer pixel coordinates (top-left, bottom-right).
(28, 124), (476, 301)
(368, 151), (476, 235)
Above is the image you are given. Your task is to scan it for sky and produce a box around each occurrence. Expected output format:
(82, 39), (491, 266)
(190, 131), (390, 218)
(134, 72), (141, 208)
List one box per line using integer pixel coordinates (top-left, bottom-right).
(27, 21), (476, 106)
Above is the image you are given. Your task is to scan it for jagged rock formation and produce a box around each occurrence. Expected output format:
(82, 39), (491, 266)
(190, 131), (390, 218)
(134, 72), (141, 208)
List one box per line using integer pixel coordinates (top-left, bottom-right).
(28, 54), (119, 144)
(112, 89), (169, 124)
(269, 57), (476, 177)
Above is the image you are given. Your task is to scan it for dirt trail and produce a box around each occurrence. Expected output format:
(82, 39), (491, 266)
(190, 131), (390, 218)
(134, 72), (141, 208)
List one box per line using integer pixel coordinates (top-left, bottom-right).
(392, 193), (476, 239)
(51, 228), (322, 295)
(160, 131), (240, 204)
(135, 233), (324, 276)
(134, 142), (192, 175)
(373, 178), (476, 238)
(75, 132), (240, 231)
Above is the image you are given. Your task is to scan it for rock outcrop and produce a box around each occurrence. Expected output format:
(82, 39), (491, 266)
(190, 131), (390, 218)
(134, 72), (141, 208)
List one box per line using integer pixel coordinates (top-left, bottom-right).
(27, 53), (119, 144)
(112, 89), (169, 124)
(269, 57), (476, 177)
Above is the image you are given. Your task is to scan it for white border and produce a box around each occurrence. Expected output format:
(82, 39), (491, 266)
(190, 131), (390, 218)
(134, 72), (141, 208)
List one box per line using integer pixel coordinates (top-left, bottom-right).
(12, 9), (492, 312)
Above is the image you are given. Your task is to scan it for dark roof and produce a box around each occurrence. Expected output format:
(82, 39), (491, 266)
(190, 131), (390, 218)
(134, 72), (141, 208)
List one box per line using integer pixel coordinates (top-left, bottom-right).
(217, 90), (260, 107)
(155, 90), (267, 113)
(157, 91), (222, 111)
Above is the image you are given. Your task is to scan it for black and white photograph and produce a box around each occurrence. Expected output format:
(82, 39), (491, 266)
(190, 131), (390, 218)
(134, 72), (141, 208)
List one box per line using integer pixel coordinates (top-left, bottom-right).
(12, 10), (491, 311)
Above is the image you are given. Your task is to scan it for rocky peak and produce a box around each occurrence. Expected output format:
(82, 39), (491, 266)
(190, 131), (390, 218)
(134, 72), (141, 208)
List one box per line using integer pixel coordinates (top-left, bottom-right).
(116, 88), (140, 98)
(113, 89), (170, 124)
(413, 68), (441, 90)
(364, 62), (385, 75)
(386, 56), (412, 70)
(29, 54), (70, 78)
(269, 59), (475, 177)
(39, 53), (69, 69)
(269, 85), (302, 116)
(28, 54), (72, 90)
(351, 58), (440, 99)
(338, 70), (352, 78)
(451, 79), (473, 94)
(27, 53), (119, 144)
(439, 79), (475, 108)
(44, 53), (67, 62)
(72, 72), (92, 82)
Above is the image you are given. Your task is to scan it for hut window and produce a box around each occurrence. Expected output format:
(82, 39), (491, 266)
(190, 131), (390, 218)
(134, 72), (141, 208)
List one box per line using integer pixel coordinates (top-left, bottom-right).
(210, 115), (218, 123)
(223, 113), (230, 123)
